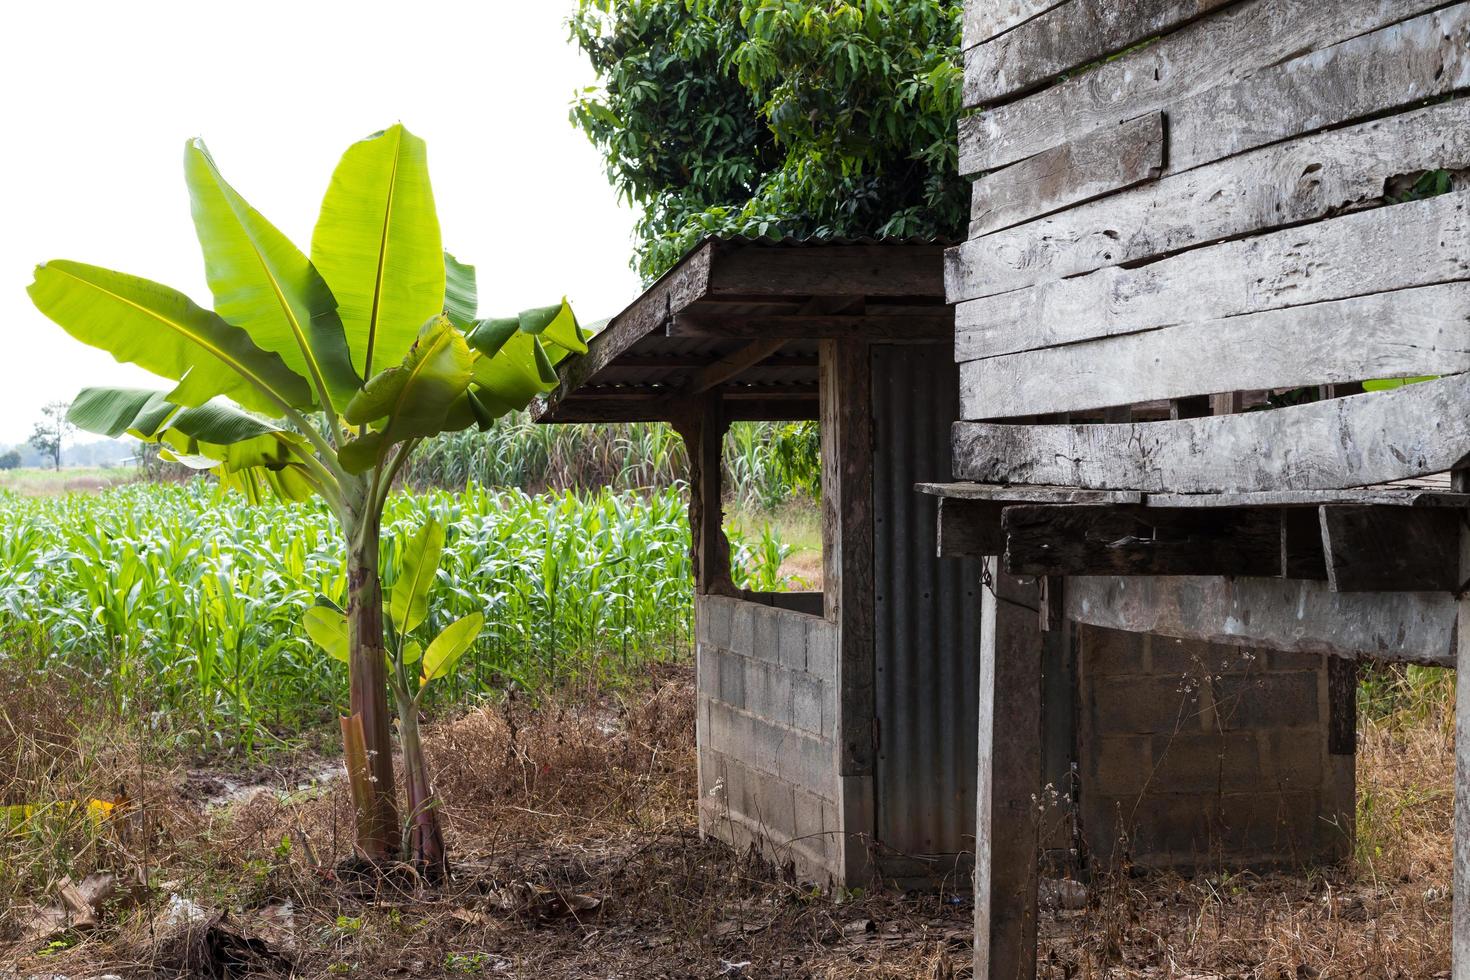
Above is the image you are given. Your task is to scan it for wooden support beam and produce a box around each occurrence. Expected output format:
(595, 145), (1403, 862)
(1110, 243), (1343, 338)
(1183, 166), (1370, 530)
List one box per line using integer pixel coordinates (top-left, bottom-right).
(1328, 656), (1358, 756)
(671, 398), (734, 597)
(1320, 505), (1460, 592)
(974, 560), (1041, 980)
(1281, 508), (1329, 580)
(820, 338), (877, 885)
(534, 396), (819, 424)
(937, 497), (1005, 558)
(1001, 504), (1281, 578)
(682, 338), (789, 395)
(1453, 467), (1470, 978)
(669, 313), (952, 341)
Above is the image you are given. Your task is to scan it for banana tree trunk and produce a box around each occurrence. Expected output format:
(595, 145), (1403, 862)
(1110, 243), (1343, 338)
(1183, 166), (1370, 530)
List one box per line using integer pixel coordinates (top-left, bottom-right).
(396, 694), (447, 879)
(346, 522), (400, 861)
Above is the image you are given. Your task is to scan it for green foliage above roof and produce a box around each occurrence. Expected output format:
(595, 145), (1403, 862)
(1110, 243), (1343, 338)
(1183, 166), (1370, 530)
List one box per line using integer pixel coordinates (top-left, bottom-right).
(570, 0), (966, 281)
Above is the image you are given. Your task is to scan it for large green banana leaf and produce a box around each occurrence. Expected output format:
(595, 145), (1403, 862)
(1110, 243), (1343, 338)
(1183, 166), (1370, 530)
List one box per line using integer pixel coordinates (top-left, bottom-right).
(311, 124), (444, 380)
(421, 612), (483, 685)
(28, 262), (313, 416)
(184, 140), (360, 412)
(390, 519), (445, 636)
(443, 253), (477, 329)
(70, 387), (312, 494)
(339, 317), (474, 473)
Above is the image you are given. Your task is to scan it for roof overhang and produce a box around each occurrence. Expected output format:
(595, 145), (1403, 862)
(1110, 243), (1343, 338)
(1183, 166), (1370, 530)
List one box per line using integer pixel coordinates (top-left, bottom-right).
(531, 238), (952, 424)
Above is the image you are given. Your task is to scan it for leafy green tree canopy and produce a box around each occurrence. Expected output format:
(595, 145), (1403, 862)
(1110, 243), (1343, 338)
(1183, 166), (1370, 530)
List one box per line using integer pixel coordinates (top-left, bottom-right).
(570, 0), (965, 281)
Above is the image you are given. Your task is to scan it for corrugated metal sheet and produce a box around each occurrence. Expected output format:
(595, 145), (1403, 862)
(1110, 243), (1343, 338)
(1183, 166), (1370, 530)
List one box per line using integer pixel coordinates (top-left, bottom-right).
(870, 343), (984, 858)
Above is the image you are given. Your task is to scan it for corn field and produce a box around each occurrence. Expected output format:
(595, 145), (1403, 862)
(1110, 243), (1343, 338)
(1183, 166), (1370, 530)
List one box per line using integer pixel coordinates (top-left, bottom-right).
(0, 481), (787, 753)
(402, 415), (821, 510)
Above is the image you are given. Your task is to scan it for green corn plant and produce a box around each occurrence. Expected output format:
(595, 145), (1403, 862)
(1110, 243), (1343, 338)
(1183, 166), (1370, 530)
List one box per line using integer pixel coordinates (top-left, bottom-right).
(26, 125), (587, 873)
(0, 481), (704, 742)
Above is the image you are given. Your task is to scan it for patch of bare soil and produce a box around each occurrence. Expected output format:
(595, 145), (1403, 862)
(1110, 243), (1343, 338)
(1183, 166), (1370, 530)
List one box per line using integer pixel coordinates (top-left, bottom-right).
(0, 663), (1454, 979)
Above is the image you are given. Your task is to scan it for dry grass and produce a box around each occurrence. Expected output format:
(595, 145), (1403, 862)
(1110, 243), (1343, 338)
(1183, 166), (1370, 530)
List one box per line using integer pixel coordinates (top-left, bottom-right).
(0, 660), (1456, 979)
(1036, 675), (1456, 980)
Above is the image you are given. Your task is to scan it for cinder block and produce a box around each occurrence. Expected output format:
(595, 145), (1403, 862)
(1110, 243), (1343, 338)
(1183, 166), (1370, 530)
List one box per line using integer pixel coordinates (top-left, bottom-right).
(777, 726), (839, 801)
(696, 643), (719, 696)
(699, 746), (723, 799)
(745, 660), (795, 729)
(697, 596), (734, 649)
(1091, 675), (1208, 734)
(1220, 790), (1318, 857)
(1261, 731), (1326, 790)
(717, 649), (747, 710)
(806, 619), (838, 680)
(1091, 735), (1153, 796)
(793, 675), (823, 736)
(729, 601), (755, 654)
(704, 696), (734, 748)
(754, 776), (798, 838)
(1213, 671), (1319, 731)
(794, 787), (833, 864)
(752, 606), (779, 664)
(1081, 625), (1150, 676)
(777, 612), (808, 670)
(821, 678), (838, 740)
(1264, 649), (1323, 672)
(1149, 731), (1263, 794)
(727, 756), (756, 820)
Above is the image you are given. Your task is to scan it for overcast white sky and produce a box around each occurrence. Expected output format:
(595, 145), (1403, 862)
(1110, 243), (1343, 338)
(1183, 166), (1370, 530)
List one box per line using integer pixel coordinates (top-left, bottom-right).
(0, 1), (643, 445)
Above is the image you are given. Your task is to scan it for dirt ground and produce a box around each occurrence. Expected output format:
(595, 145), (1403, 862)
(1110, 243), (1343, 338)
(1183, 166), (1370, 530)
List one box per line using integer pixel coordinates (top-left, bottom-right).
(0, 663), (1454, 979)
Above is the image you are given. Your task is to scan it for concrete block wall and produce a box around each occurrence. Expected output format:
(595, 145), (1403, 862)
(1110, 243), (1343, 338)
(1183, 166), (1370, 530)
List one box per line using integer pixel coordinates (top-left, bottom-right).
(695, 593), (842, 881)
(1077, 626), (1355, 872)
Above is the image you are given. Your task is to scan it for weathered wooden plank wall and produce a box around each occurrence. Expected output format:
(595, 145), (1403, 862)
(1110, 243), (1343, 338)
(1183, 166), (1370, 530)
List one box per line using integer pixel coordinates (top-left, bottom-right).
(950, 0), (1470, 495)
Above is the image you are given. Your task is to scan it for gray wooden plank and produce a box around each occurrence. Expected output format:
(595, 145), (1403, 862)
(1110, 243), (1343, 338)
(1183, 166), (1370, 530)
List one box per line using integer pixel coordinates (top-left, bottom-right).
(1063, 575), (1456, 667)
(946, 97), (1470, 303)
(1166, 4), (1470, 175)
(1320, 505), (1461, 592)
(964, 0), (1069, 51)
(1145, 487), (1470, 509)
(958, 0), (1450, 176)
(959, 283), (1470, 419)
(973, 561), (1042, 980)
(955, 190), (1470, 363)
(952, 372), (1470, 493)
(916, 482), (1143, 505)
(669, 313), (952, 340)
(969, 111), (1164, 238)
(1002, 504), (1282, 577)
(964, 0), (1234, 107)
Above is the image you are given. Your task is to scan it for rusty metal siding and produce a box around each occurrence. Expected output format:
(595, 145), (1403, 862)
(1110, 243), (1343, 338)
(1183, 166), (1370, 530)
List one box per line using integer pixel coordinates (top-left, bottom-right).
(870, 343), (984, 860)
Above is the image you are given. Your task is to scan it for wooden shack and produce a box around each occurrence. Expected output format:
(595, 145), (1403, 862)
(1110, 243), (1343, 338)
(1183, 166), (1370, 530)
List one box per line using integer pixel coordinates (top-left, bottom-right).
(533, 237), (987, 886)
(536, 234), (1351, 899)
(938, 2), (1470, 977)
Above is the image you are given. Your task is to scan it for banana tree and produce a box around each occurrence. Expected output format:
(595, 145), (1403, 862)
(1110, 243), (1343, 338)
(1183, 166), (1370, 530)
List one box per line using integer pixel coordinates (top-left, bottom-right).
(27, 126), (587, 871)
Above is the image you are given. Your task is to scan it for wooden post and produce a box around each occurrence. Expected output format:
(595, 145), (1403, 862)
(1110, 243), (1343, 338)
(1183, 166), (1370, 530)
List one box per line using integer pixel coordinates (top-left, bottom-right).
(1454, 466), (1470, 979)
(975, 559), (1042, 980)
(672, 397), (733, 596)
(820, 338), (876, 885)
